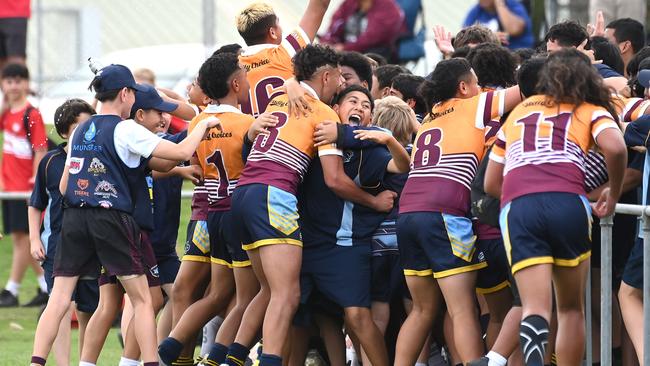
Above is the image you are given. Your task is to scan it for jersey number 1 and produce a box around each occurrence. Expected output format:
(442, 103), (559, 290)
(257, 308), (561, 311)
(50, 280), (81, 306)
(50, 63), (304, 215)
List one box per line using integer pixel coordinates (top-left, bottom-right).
(516, 112), (571, 152)
(206, 150), (229, 197)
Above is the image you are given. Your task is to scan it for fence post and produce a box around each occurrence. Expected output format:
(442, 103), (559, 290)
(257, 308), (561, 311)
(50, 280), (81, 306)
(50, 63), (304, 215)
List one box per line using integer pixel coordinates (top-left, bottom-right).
(641, 210), (650, 365)
(600, 215), (614, 366)
(585, 266), (592, 366)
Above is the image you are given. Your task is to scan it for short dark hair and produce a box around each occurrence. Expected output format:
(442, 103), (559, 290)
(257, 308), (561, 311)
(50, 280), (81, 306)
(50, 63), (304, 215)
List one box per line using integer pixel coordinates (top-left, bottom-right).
(53, 98), (96, 138)
(419, 58), (473, 111)
(625, 46), (650, 78)
(517, 56), (546, 97)
(364, 52), (388, 67)
(606, 18), (645, 54)
(293, 45), (341, 82)
(87, 76), (122, 102)
(198, 53), (241, 100)
(375, 64), (409, 90)
(590, 36), (625, 75)
(332, 84), (374, 111)
(1, 63), (29, 80)
(340, 51), (373, 89)
(467, 43), (517, 88)
(513, 48), (536, 64)
(545, 20), (589, 47)
(391, 73), (426, 116)
(451, 46), (472, 59)
(453, 25), (500, 48)
(213, 43), (243, 56)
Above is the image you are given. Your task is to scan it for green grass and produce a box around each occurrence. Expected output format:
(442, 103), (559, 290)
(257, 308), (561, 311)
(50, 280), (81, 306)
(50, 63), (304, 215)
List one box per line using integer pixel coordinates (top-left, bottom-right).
(0, 174), (194, 365)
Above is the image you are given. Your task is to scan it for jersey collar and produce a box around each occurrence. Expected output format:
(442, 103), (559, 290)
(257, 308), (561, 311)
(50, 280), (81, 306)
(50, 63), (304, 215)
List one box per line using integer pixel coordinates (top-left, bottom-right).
(241, 44), (277, 56)
(299, 82), (319, 99)
(203, 104), (242, 114)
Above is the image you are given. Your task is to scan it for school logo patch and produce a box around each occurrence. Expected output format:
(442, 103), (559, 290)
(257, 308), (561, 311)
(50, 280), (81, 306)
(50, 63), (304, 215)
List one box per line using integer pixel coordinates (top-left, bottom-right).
(88, 157), (106, 175)
(77, 179), (89, 190)
(149, 265), (160, 278)
(94, 180), (118, 199)
(69, 157), (84, 175)
(83, 122), (98, 144)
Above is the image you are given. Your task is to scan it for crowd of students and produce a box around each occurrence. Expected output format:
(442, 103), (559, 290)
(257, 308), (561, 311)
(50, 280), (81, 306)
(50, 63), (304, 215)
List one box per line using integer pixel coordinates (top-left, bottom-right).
(3, 1), (648, 365)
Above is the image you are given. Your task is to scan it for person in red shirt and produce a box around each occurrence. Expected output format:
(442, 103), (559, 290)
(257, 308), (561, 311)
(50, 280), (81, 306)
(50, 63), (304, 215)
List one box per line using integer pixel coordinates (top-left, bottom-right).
(0, 0), (29, 69)
(0, 63), (48, 307)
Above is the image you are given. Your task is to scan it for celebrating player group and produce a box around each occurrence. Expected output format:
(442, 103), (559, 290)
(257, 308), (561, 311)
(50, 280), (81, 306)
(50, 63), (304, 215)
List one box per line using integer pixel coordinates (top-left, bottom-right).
(13, 0), (650, 365)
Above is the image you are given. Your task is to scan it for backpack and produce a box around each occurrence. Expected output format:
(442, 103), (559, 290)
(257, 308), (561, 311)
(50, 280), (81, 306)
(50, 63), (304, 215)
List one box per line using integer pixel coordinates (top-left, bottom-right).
(22, 106), (57, 151)
(470, 145), (501, 227)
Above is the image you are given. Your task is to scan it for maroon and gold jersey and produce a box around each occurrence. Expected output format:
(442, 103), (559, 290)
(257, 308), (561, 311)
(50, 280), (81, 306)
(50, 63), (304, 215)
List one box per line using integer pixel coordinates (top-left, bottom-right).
(491, 95), (620, 205)
(400, 90), (507, 216)
(190, 104), (254, 211)
(239, 27), (310, 116)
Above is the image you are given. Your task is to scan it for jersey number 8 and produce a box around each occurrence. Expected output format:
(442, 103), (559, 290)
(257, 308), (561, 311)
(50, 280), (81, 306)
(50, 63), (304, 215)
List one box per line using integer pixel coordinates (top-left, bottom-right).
(413, 128), (443, 168)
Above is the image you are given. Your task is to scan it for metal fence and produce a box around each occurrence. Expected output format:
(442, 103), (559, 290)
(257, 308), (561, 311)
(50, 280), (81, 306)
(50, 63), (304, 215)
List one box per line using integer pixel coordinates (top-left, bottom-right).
(1, 191), (646, 362)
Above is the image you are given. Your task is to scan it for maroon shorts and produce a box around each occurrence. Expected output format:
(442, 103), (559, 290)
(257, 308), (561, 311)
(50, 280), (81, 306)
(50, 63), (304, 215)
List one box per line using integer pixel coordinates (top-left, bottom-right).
(54, 208), (145, 279)
(98, 231), (160, 287)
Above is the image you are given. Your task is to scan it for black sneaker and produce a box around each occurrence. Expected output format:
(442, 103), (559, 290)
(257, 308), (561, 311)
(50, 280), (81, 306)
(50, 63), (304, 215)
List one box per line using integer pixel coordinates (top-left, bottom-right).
(467, 356), (490, 366)
(22, 288), (48, 307)
(0, 289), (18, 307)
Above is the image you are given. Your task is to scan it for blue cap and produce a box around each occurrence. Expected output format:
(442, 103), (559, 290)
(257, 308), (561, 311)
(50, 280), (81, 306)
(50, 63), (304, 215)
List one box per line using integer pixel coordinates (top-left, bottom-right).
(638, 69), (650, 89)
(131, 84), (178, 115)
(94, 64), (147, 92)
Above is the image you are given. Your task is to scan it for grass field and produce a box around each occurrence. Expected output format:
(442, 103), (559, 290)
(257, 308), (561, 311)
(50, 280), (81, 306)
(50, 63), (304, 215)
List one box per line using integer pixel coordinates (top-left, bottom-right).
(0, 180), (193, 365)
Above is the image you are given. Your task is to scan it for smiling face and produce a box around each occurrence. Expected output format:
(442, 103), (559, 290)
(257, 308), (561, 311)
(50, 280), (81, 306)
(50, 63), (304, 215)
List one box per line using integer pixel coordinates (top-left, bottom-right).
(137, 109), (166, 133)
(333, 90), (372, 126)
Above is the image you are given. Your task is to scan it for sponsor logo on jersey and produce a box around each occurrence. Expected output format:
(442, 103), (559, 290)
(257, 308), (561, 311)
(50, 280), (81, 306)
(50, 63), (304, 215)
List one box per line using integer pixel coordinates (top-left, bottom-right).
(69, 157), (84, 174)
(77, 179), (89, 190)
(94, 180), (118, 199)
(88, 157), (106, 175)
(83, 122), (98, 144)
(206, 131), (233, 139)
(98, 200), (113, 209)
(243, 58), (270, 71)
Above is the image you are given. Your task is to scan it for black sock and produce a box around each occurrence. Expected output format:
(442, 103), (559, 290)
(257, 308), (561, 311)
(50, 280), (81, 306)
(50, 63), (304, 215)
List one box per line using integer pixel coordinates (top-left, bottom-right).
(31, 356), (46, 365)
(224, 342), (249, 366)
(520, 314), (549, 366)
(205, 342), (229, 365)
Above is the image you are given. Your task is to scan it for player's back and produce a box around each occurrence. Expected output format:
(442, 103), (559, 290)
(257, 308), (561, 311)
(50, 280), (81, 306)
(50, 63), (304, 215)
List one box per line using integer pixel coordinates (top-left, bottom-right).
(239, 28), (310, 116)
(400, 90), (507, 216)
(238, 93), (339, 195)
(191, 105), (254, 210)
(493, 94), (619, 204)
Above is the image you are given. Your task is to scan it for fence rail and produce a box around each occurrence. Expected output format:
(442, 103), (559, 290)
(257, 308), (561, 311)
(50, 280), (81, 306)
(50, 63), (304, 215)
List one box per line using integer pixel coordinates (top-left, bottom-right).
(1, 191), (647, 363)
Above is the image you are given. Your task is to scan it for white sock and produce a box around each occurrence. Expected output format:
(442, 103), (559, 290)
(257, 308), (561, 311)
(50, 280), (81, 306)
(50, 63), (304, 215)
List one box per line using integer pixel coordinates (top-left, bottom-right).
(486, 351), (507, 366)
(5, 280), (20, 296)
(118, 357), (140, 366)
(415, 363), (427, 366)
(37, 275), (48, 293)
(79, 362), (96, 366)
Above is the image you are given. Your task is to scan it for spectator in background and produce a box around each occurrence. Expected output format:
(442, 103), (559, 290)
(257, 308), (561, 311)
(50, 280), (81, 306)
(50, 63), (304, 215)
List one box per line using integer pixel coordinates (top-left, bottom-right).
(604, 18), (645, 77)
(321, 0), (404, 62)
(463, 0), (534, 49)
(590, 0), (646, 27)
(0, 63), (48, 307)
(0, 0), (29, 70)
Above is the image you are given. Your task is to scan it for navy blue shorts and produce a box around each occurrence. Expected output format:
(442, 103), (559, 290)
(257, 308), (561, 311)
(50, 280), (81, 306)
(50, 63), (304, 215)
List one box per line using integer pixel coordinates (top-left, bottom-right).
(300, 244), (372, 308)
(398, 212), (486, 279)
(156, 254), (180, 285)
(476, 238), (510, 294)
(371, 254), (405, 302)
(43, 258), (99, 313)
(232, 184), (302, 251)
(183, 219), (211, 263)
(622, 237), (643, 289)
(500, 192), (592, 275)
(208, 210), (237, 268)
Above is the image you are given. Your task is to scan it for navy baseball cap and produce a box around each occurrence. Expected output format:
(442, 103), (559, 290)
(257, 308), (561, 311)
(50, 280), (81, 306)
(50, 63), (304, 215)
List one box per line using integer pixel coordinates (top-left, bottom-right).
(131, 84), (178, 115)
(94, 64), (147, 92)
(638, 69), (650, 89)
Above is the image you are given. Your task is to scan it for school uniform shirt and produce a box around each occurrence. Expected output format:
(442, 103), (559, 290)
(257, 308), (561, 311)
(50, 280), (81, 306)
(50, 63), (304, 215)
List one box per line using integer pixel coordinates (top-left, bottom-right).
(491, 95), (619, 206)
(1, 104), (47, 191)
(239, 27), (310, 116)
(299, 145), (393, 248)
(149, 131), (187, 257)
(400, 90), (507, 217)
(29, 143), (66, 255)
(237, 82), (341, 196)
(190, 104), (254, 211)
